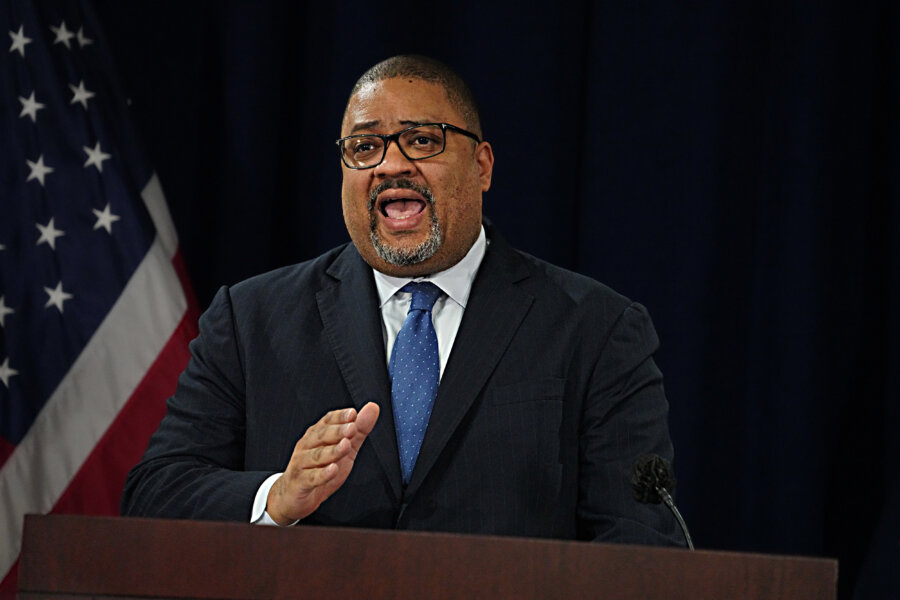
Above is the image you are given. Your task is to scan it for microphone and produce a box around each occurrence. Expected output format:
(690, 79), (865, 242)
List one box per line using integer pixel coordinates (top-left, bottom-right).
(630, 454), (694, 550)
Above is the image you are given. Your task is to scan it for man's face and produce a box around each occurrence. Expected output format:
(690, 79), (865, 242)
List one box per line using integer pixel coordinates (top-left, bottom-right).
(340, 77), (493, 277)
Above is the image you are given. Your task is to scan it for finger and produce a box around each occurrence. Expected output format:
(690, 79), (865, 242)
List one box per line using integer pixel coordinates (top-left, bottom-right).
(306, 421), (357, 446)
(319, 406), (358, 426)
(297, 462), (340, 492)
(346, 403), (380, 453)
(302, 437), (351, 468)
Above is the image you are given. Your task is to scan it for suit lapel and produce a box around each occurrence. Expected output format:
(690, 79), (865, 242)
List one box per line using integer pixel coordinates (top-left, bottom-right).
(316, 245), (403, 499)
(405, 235), (534, 495)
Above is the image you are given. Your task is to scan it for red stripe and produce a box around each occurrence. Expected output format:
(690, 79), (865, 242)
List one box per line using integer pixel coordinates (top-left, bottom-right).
(0, 559), (17, 600)
(0, 437), (13, 470)
(172, 248), (199, 312)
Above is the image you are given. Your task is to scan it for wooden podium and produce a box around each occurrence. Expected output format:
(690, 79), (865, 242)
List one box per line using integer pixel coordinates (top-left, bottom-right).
(17, 514), (837, 599)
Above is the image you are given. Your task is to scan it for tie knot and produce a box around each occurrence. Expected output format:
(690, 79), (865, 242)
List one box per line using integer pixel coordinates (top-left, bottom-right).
(402, 281), (443, 312)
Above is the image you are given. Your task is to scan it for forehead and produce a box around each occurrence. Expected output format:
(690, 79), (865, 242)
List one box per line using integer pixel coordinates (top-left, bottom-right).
(342, 77), (463, 135)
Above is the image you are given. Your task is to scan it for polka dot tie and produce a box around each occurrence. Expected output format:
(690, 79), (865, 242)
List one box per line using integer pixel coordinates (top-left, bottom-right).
(389, 282), (443, 484)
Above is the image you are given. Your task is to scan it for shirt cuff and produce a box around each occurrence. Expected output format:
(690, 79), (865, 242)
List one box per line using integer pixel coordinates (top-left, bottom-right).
(250, 472), (298, 526)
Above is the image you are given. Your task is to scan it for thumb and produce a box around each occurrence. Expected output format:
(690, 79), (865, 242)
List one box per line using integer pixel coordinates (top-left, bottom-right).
(355, 402), (380, 435)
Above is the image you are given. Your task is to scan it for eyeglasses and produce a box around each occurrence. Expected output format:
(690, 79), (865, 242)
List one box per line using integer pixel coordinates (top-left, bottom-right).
(336, 122), (481, 169)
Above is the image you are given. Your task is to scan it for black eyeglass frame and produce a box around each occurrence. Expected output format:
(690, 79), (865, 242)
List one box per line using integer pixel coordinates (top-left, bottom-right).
(336, 122), (482, 170)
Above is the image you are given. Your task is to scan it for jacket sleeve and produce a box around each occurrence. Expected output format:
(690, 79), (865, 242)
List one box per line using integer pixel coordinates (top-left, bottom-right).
(577, 301), (686, 547)
(120, 285), (275, 521)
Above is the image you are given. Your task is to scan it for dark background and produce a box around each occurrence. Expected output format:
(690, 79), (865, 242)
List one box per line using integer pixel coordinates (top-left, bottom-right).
(92, 2), (899, 598)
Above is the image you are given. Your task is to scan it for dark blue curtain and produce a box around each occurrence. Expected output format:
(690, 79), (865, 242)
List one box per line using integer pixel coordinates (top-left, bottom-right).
(93, 2), (899, 597)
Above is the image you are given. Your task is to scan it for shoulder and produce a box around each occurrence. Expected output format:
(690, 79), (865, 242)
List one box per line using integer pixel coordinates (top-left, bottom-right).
(481, 226), (660, 355)
(523, 250), (626, 302)
(225, 243), (355, 304)
(491, 234), (663, 374)
(197, 243), (367, 328)
(197, 243), (368, 347)
(486, 234), (635, 321)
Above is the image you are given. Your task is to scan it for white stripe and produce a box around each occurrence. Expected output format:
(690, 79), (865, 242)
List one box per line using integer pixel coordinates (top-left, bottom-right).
(142, 173), (178, 258)
(0, 176), (187, 577)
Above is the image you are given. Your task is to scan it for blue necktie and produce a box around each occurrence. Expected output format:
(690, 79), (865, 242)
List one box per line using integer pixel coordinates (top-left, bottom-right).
(389, 282), (443, 484)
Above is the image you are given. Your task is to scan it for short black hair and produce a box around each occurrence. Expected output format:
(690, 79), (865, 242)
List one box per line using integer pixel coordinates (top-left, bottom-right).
(345, 54), (482, 137)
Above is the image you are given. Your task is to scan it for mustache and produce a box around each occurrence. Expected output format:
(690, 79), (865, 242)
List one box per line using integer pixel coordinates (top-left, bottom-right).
(368, 179), (435, 211)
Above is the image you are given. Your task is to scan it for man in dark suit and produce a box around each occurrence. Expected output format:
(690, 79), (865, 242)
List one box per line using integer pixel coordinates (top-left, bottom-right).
(122, 55), (684, 546)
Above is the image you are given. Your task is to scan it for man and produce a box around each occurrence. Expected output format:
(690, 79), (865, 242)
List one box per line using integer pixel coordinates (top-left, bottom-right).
(122, 55), (683, 546)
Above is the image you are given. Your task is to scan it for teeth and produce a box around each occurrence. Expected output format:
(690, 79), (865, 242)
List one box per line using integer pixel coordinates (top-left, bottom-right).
(382, 211), (413, 220)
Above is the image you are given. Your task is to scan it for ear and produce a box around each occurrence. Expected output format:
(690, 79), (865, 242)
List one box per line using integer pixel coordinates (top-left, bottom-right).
(474, 141), (494, 192)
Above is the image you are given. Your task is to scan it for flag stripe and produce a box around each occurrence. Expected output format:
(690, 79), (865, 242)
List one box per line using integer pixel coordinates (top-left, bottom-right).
(0, 178), (186, 577)
(53, 310), (195, 516)
(0, 561), (16, 599)
(141, 173), (178, 259)
(0, 439), (12, 469)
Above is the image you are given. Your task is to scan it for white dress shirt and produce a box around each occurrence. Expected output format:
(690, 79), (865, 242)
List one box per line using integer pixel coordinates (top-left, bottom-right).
(251, 226), (488, 524)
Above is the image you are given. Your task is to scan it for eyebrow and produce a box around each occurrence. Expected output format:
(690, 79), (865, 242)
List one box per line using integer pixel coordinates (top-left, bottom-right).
(348, 119), (433, 135)
(349, 120), (380, 134)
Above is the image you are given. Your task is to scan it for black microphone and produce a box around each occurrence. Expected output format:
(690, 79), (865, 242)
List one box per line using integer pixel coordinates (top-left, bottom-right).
(630, 454), (694, 550)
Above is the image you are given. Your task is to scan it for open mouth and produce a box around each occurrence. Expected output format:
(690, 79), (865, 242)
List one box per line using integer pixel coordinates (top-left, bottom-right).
(379, 197), (426, 220)
(369, 180), (434, 228)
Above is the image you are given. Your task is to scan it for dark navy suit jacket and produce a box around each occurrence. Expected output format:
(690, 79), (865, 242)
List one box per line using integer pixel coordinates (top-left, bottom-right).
(122, 225), (683, 546)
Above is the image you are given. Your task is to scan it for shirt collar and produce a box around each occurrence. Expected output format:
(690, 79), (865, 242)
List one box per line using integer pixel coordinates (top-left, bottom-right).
(373, 225), (487, 309)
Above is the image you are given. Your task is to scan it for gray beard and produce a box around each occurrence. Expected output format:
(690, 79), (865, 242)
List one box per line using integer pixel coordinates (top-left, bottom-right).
(368, 180), (442, 267)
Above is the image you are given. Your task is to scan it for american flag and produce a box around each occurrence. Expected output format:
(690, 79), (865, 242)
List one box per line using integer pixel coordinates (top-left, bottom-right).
(0, 0), (198, 593)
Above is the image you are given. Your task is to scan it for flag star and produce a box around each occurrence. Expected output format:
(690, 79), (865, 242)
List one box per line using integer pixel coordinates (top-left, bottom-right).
(69, 80), (95, 109)
(77, 26), (93, 48)
(83, 141), (111, 172)
(36, 218), (65, 249)
(0, 296), (13, 328)
(18, 91), (45, 122)
(0, 357), (18, 388)
(9, 25), (31, 57)
(92, 203), (121, 234)
(44, 282), (74, 313)
(50, 21), (75, 49)
(26, 154), (54, 186)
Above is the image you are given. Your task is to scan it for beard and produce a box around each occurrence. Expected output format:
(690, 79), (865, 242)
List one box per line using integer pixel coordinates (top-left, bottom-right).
(368, 179), (443, 266)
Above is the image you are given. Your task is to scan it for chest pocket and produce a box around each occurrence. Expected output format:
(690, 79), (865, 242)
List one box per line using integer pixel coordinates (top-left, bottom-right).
(490, 377), (566, 405)
(490, 378), (565, 466)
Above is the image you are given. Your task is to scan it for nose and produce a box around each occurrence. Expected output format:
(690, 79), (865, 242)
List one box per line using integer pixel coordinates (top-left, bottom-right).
(373, 139), (417, 178)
